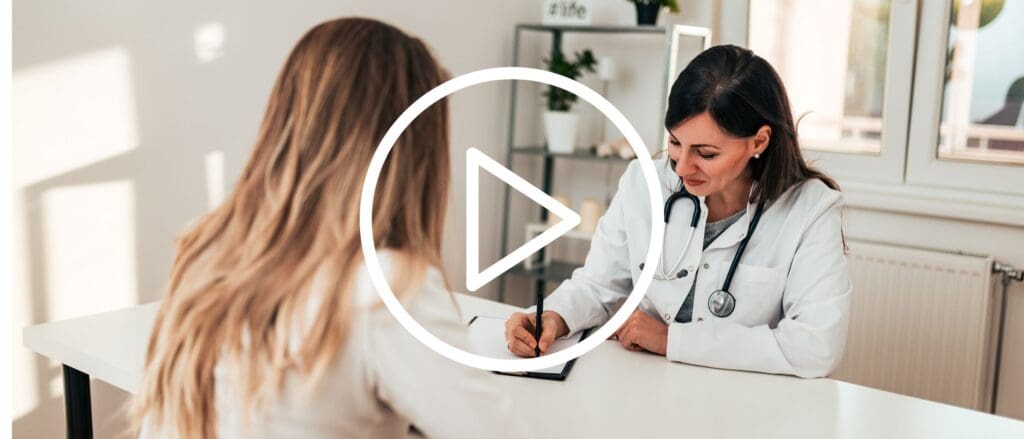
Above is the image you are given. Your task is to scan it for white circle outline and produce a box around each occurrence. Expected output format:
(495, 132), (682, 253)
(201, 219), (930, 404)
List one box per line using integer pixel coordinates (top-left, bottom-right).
(359, 67), (664, 372)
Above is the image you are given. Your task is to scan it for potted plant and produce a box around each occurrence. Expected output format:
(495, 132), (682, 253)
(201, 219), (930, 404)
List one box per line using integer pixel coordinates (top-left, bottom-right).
(542, 49), (597, 153)
(627, 0), (680, 26)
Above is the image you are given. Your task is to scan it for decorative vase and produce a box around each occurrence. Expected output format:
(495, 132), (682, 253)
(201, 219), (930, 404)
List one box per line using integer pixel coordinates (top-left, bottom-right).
(543, 110), (579, 154)
(634, 1), (661, 25)
(578, 198), (604, 233)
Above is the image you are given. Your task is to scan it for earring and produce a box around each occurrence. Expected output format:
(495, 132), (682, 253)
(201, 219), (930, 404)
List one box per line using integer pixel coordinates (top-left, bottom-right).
(754, 153), (761, 159)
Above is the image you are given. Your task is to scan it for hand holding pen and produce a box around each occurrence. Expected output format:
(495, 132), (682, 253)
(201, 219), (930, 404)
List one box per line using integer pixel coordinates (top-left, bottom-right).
(503, 311), (569, 358)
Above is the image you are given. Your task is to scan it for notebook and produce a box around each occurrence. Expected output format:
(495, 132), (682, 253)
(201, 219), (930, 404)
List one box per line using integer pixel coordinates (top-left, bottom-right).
(466, 315), (588, 380)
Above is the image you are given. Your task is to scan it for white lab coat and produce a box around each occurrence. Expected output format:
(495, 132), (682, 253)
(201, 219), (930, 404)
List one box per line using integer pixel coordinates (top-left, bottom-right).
(543, 158), (853, 378)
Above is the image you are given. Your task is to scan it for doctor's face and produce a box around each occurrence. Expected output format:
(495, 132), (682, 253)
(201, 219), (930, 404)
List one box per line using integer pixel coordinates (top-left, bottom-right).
(666, 112), (769, 197)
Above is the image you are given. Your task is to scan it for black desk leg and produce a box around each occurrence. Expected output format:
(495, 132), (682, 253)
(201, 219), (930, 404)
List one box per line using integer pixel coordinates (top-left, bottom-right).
(62, 365), (93, 439)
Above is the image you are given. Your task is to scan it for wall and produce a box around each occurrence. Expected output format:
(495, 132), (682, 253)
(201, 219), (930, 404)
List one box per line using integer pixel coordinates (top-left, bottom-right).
(11, 0), (725, 437)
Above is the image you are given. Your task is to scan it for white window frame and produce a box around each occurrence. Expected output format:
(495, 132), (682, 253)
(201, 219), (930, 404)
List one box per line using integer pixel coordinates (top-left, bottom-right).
(906, 0), (1024, 196)
(746, 0), (1024, 227)
(799, 0), (919, 186)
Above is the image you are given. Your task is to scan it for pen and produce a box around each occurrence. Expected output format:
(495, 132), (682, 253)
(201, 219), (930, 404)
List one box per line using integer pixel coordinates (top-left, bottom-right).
(534, 289), (543, 357)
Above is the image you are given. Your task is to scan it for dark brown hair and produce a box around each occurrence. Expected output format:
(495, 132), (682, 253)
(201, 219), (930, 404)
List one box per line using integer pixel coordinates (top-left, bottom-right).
(664, 44), (839, 203)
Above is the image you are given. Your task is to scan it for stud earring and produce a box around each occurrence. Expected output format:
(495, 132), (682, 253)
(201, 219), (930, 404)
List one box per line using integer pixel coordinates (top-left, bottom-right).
(754, 153), (761, 159)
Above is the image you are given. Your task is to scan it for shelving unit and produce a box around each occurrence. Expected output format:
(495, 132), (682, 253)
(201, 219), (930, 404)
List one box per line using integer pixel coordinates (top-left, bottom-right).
(521, 222), (594, 270)
(508, 261), (581, 284)
(510, 146), (635, 163)
(495, 23), (710, 303)
(524, 222), (594, 242)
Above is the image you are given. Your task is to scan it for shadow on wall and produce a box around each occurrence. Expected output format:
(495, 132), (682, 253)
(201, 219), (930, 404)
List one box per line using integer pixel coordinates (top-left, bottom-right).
(10, 1), (298, 436)
(14, 148), (212, 437)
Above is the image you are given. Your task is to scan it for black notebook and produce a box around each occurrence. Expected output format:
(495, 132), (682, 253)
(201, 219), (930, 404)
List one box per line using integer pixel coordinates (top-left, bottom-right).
(467, 315), (589, 381)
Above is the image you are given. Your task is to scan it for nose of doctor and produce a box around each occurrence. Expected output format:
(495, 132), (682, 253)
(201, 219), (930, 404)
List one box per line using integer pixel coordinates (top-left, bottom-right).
(673, 151), (699, 177)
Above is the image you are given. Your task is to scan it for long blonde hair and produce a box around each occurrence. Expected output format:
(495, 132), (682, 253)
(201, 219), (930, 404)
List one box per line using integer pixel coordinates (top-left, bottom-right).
(131, 17), (450, 438)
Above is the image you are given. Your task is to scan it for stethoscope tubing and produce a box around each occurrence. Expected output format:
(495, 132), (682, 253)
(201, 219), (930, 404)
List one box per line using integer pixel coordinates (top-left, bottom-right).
(719, 201), (765, 294)
(653, 186), (767, 317)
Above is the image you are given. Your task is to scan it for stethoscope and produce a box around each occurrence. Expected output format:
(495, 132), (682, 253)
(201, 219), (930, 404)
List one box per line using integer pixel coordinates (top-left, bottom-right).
(639, 187), (766, 318)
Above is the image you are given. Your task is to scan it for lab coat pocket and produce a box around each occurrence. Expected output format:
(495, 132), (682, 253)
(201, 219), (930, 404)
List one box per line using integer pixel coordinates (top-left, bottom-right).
(727, 263), (787, 326)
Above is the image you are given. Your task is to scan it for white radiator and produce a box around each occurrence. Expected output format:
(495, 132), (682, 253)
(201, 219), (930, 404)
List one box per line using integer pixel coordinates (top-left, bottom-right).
(832, 240), (997, 411)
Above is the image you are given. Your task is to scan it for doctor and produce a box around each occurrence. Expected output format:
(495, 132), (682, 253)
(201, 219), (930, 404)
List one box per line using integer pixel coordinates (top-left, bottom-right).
(504, 45), (853, 378)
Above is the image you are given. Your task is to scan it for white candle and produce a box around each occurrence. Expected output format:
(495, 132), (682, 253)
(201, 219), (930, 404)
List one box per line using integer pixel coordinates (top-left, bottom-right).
(578, 198), (605, 233)
(597, 56), (617, 81)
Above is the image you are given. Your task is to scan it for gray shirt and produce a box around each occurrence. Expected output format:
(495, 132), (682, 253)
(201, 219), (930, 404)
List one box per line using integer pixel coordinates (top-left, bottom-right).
(674, 208), (746, 323)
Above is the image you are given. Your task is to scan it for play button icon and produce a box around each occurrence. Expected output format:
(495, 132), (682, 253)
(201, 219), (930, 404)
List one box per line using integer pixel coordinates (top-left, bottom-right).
(465, 147), (581, 292)
(361, 67), (663, 373)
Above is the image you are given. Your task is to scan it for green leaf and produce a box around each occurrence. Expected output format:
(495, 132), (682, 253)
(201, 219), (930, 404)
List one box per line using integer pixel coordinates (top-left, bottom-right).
(541, 47), (598, 111)
(665, 0), (680, 14)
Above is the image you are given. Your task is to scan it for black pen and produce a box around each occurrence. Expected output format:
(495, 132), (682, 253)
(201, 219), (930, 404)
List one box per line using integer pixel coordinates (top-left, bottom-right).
(534, 290), (543, 357)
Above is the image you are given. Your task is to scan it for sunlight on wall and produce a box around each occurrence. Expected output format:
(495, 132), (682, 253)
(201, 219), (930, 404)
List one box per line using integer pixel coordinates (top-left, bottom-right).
(12, 47), (139, 186)
(13, 46), (140, 422)
(205, 150), (226, 208)
(41, 181), (138, 321)
(11, 189), (39, 419)
(194, 22), (226, 63)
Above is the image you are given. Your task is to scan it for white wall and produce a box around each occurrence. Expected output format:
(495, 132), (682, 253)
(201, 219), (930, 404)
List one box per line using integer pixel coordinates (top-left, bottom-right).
(11, 0), (722, 437)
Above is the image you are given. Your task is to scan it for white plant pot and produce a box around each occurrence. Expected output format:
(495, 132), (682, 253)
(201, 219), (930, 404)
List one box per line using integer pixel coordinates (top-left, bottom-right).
(543, 110), (579, 154)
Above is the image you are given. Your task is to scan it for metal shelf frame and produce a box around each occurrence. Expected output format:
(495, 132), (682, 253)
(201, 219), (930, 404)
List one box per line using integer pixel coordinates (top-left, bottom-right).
(496, 23), (711, 303)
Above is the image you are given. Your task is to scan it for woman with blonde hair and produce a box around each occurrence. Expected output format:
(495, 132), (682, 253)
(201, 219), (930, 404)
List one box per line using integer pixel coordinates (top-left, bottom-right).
(133, 17), (526, 438)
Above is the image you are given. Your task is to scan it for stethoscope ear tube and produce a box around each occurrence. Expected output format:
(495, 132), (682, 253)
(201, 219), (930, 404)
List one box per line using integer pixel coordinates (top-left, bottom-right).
(653, 189), (702, 281)
(707, 201), (765, 318)
(718, 201), (766, 294)
(663, 190), (701, 227)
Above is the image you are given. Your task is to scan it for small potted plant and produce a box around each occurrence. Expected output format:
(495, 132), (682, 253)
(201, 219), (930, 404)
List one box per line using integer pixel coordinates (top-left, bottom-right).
(542, 49), (597, 154)
(628, 0), (680, 26)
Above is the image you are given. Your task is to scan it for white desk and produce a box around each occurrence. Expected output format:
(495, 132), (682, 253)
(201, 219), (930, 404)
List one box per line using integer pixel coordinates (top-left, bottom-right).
(25, 294), (1024, 438)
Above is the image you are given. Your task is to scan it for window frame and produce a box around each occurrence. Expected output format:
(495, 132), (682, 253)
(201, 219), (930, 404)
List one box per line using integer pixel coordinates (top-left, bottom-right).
(745, 0), (1024, 226)
(779, 0), (914, 186)
(905, 0), (1024, 196)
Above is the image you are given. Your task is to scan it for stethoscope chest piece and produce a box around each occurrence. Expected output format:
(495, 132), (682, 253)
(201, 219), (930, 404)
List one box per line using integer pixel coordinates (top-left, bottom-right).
(708, 289), (736, 318)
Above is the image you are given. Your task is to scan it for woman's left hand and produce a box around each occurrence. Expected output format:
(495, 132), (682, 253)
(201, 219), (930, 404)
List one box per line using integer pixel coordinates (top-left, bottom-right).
(613, 310), (668, 355)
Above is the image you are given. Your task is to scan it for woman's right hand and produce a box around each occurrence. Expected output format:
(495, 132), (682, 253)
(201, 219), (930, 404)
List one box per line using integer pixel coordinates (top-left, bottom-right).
(504, 311), (569, 357)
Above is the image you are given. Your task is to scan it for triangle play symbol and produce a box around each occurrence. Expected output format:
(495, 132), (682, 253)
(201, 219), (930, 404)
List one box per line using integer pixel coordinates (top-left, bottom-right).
(465, 147), (581, 292)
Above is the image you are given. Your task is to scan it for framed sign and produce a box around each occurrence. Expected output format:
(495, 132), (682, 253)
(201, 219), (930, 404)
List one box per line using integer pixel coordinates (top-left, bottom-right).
(542, 0), (592, 25)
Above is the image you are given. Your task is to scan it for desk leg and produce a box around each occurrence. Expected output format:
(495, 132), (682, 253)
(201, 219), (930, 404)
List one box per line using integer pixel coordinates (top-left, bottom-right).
(62, 365), (93, 439)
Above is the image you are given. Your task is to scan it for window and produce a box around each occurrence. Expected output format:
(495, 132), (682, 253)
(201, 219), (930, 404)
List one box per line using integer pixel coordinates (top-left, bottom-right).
(939, 0), (1024, 166)
(749, 0), (891, 155)
(749, 0), (1024, 196)
(747, 0), (917, 184)
(907, 0), (1024, 195)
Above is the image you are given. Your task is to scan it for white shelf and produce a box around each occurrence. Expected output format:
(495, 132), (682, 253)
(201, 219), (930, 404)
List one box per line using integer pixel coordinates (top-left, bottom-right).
(525, 222), (594, 241)
(522, 222), (593, 269)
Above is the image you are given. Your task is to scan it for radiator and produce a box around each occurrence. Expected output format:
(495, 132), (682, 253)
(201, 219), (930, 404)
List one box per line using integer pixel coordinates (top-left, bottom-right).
(831, 240), (997, 411)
